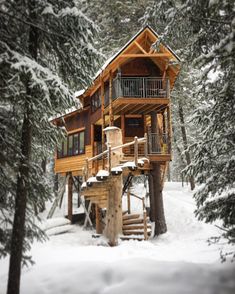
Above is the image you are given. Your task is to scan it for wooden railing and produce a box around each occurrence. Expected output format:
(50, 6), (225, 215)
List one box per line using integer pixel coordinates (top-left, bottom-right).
(148, 132), (170, 154)
(126, 189), (148, 240)
(83, 135), (147, 180)
(112, 77), (170, 100)
(83, 132), (171, 180)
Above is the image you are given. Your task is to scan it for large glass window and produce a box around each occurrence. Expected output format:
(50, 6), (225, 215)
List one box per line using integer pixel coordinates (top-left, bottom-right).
(79, 132), (85, 154)
(73, 134), (79, 155)
(57, 131), (85, 158)
(91, 89), (101, 112)
(68, 135), (73, 156)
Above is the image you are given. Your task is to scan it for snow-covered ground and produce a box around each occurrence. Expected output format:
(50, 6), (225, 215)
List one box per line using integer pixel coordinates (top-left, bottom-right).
(0, 182), (234, 294)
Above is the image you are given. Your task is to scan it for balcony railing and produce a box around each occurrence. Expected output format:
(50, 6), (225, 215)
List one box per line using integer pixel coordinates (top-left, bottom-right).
(112, 77), (170, 100)
(148, 133), (170, 154)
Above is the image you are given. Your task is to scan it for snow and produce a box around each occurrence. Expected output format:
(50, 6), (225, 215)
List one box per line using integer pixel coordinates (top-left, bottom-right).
(122, 161), (137, 168)
(40, 217), (71, 231)
(111, 166), (123, 172)
(96, 170), (109, 177)
(0, 182), (234, 294)
(74, 89), (85, 98)
(103, 126), (120, 132)
(87, 176), (98, 183)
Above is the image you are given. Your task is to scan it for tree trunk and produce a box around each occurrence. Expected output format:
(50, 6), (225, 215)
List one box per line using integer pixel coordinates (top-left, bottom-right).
(7, 107), (32, 294)
(151, 163), (167, 235)
(7, 1), (37, 293)
(149, 112), (167, 235)
(178, 101), (195, 190)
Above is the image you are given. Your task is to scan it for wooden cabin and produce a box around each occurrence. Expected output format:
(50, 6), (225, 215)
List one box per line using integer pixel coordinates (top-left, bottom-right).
(52, 26), (180, 244)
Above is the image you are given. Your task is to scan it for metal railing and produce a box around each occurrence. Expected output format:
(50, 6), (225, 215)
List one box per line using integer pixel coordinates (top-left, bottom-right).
(148, 133), (170, 154)
(112, 77), (169, 100)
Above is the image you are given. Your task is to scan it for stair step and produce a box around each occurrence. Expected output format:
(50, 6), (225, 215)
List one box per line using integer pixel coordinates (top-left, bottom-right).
(123, 224), (151, 231)
(123, 218), (144, 225)
(122, 213), (140, 221)
(120, 236), (145, 241)
(123, 229), (151, 236)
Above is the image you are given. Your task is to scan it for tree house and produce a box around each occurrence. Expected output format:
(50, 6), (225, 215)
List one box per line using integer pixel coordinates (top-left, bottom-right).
(52, 25), (180, 244)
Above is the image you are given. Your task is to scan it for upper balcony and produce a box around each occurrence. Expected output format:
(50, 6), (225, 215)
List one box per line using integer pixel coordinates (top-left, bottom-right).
(104, 76), (170, 115)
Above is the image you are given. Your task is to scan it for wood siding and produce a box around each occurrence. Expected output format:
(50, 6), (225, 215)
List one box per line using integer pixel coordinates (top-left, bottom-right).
(55, 145), (92, 175)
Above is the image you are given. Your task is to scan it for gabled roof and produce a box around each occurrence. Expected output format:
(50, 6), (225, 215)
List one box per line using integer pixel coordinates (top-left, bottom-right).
(94, 25), (180, 80)
(77, 25), (180, 100)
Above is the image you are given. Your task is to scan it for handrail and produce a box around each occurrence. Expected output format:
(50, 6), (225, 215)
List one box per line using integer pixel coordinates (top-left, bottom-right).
(87, 136), (146, 163)
(126, 189), (148, 240)
(129, 192), (144, 201)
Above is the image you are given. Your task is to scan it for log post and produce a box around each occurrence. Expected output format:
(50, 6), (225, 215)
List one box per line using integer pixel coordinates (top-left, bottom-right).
(144, 132), (148, 157)
(101, 79), (106, 169)
(108, 144), (112, 173)
(143, 210), (148, 240)
(68, 174), (73, 222)
(85, 158), (89, 181)
(104, 175), (123, 246)
(150, 163), (167, 236)
(95, 204), (103, 234)
(134, 136), (138, 166)
(127, 186), (131, 214)
(109, 71), (113, 126)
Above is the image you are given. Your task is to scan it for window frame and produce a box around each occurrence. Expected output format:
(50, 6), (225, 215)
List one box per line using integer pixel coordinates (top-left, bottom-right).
(57, 130), (85, 158)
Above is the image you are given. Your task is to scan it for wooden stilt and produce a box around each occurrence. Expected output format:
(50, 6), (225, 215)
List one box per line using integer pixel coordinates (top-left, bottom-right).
(68, 174), (73, 222)
(151, 163), (167, 236)
(104, 175), (123, 246)
(95, 204), (103, 234)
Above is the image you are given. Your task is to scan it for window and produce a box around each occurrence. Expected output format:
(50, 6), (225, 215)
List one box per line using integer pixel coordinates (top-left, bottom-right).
(91, 89), (101, 112)
(57, 131), (85, 158)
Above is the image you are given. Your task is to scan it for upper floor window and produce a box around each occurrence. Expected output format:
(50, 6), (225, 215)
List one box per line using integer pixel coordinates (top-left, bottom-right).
(57, 131), (85, 158)
(91, 89), (101, 112)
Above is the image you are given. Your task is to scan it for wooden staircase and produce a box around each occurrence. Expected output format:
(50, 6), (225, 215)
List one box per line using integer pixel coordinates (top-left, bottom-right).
(121, 211), (152, 240)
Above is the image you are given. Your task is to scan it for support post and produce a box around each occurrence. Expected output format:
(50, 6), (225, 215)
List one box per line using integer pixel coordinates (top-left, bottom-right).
(134, 136), (138, 166)
(68, 174), (73, 222)
(166, 106), (172, 154)
(108, 144), (112, 173)
(101, 79), (106, 169)
(127, 186), (131, 214)
(143, 210), (148, 240)
(144, 132), (148, 157)
(104, 175), (123, 246)
(150, 163), (167, 236)
(95, 204), (103, 234)
(109, 71), (113, 126)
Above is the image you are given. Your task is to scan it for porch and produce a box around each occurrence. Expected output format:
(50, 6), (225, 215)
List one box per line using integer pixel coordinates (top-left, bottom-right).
(104, 77), (170, 115)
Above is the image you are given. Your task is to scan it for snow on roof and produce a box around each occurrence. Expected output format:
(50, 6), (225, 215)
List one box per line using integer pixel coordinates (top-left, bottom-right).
(93, 25), (180, 81)
(103, 126), (120, 132)
(122, 161), (137, 168)
(51, 105), (81, 121)
(74, 89), (85, 98)
(81, 182), (87, 189)
(111, 166), (123, 172)
(96, 170), (109, 177)
(87, 176), (98, 183)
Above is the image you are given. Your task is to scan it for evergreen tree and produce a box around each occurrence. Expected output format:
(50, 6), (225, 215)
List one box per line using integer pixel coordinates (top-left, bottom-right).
(84, 0), (150, 57)
(144, 0), (235, 257)
(141, 0), (199, 186)
(186, 0), (235, 259)
(0, 0), (99, 293)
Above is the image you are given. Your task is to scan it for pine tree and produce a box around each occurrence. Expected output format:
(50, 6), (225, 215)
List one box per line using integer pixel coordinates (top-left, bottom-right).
(143, 0), (235, 257)
(0, 1), (99, 293)
(185, 0), (235, 259)
(141, 0), (199, 185)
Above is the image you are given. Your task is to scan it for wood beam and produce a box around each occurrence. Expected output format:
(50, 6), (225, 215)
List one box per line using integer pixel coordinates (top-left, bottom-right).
(68, 174), (73, 222)
(120, 53), (172, 58)
(109, 72), (114, 126)
(134, 41), (148, 54)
